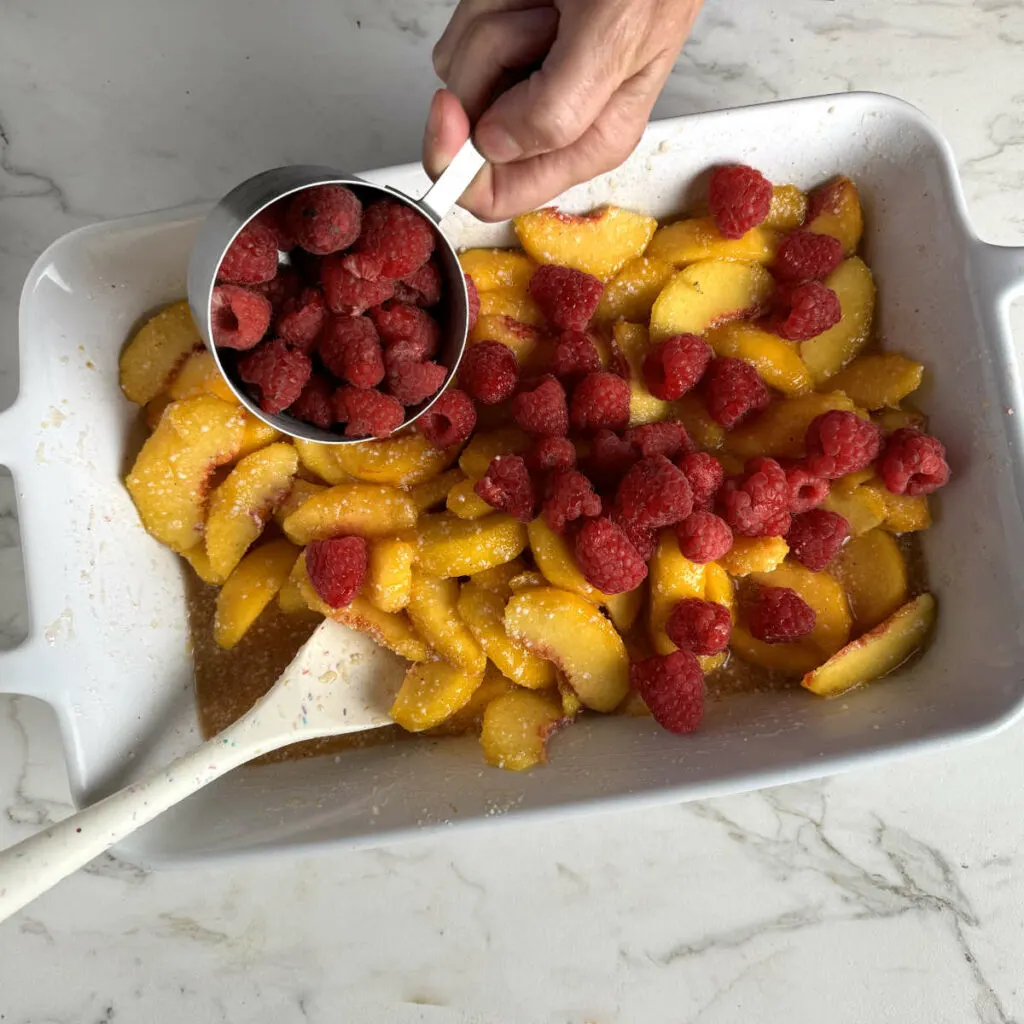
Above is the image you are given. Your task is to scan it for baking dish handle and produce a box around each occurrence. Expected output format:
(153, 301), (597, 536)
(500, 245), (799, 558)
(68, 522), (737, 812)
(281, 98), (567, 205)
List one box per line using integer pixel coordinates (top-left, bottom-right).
(975, 243), (1024, 303)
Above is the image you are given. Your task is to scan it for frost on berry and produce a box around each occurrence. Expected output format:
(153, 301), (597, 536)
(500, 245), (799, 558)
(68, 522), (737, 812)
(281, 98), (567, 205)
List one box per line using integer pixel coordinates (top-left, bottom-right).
(319, 315), (385, 388)
(529, 265), (603, 331)
(804, 410), (882, 479)
(773, 230), (844, 283)
(526, 435), (577, 476)
(210, 284), (272, 350)
(337, 388), (405, 439)
(703, 356), (770, 429)
(321, 254), (395, 315)
(238, 338), (312, 415)
(217, 220), (279, 285)
(289, 375), (335, 429)
(613, 513), (657, 562)
(459, 340), (519, 405)
(387, 359), (447, 407)
(570, 372), (630, 432)
(614, 455), (693, 530)
(642, 334), (712, 400)
(676, 510), (733, 564)
(541, 468), (601, 534)
(719, 457), (792, 537)
(275, 287), (327, 352)
(286, 184), (363, 256)
(416, 388), (477, 448)
(772, 281), (842, 341)
(370, 302), (440, 360)
(512, 375), (569, 437)
(397, 261), (442, 308)
(475, 455), (535, 522)
(355, 200), (436, 278)
(666, 598), (731, 656)
(878, 428), (950, 496)
(549, 330), (602, 383)
(629, 651), (705, 734)
(573, 516), (648, 595)
(677, 452), (725, 511)
(306, 536), (368, 608)
(708, 165), (773, 240)
(747, 586), (816, 644)
(786, 509), (849, 571)
(626, 422), (693, 461)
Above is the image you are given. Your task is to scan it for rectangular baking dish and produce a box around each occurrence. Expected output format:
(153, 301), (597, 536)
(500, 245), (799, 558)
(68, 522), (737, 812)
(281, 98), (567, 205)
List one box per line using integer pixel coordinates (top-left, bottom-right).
(2, 92), (1023, 864)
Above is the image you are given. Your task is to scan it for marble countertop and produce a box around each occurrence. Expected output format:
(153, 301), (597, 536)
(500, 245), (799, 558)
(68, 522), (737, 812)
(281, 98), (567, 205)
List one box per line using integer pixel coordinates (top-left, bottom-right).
(2, 1), (1023, 1020)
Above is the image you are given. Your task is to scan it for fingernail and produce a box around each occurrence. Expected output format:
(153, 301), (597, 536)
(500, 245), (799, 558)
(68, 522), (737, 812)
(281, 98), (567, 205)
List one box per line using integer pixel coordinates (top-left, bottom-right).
(427, 89), (446, 147)
(475, 123), (522, 163)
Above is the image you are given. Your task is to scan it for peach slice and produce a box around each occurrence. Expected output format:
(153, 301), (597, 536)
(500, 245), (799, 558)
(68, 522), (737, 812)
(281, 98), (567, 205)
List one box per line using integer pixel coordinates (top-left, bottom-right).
(673, 393), (727, 451)
(214, 538), (300, 649)
(468, 315), (546, 369)
(504, 587), (630, 712)
(478, 289), (545, 326)
(872, 406), (928, 434)
(182, 547), (220, 585)
(409, 467), (466, 513)
(283, 482), (418, 544)
(365, 536), (416, 613)
(168, 349), (237, 403)
(470, 557), (528, 599)
(649, 259), (775, 341)
(764, 184), (809, 231)
(277, 572), (312, 615)
(390, 659), (485, 733)
(408, 571), (487, 675)
(706, 321), (813, 397)
(720, 535), (790, 577)
(831, 528), (909, 634)
(799, 257), (876, 384)
(604, 585), (644, 634)
(458, 427), (530, 478)
(595, 257), (675, 322)
(513, 205), (658, 281)
(125, 395), (246, 553)
(417, 513), (528, 577)
(829, 353), (924, 410)
(802, 594), (935, 697)
(430, 664), (518, 737)
(527, 517), (604, 605)
(558, 677), (583, 718)
(612, 320), (673, 428)
(446, 477), (494, 519)
(508, 569), (547, 592)
(698, 561), (735, 674)
(724, 391), (859, 460)
(822, 477), (887, 537)
(144, 392), (174, 431)
(119, 300), (202, 405)
(648, 530), (708, 655)
(293, 439), (352, 485)
(332, 431), (460, 487)
(645, 217), (781, 266)
(480, 689), (566, 771)
(273, 478), (327, 527)
(874, 487), (931, 534)
(806, 176), (863, 256)
(459, 248), (537, 292)
(235, 414), (283, 462)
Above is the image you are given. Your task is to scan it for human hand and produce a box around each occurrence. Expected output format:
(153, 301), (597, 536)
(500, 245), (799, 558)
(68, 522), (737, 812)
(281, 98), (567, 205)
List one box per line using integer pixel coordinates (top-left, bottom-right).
(424, 0), (704, 222)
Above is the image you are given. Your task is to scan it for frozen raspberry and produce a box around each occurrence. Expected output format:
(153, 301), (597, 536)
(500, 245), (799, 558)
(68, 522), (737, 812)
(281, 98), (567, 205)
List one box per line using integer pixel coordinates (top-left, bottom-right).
(804, 410), (882, 479)
(772, 281), (842, 341)
(785, 465), (830, 513)
(475, 455), (535, 522)
(238, 338), (312, 415)
(573, 516), (648, 594)
(210, 285), (272, 350)
(629, 651), (704, 734)
(625, 422), (693, 460)
(289, 374), (335, 429)
(356, 200), (435, 278)
(786, 509), (850, 571)
(370, 302), (440, 360)
(719, 457), (792, 537)
(708, 165), (773, 240)
(416, 387), (477, 448)
(667, 598), (731, 656)
(878, 428), (950, 496)
(254, 201), (297, 252)
(615, 455), (693, 530)
(676, 510), (733, 564)
(465, 273), (480, 332)
(255, 267), (302, 312)
(306, 536), (368, 608)
(773, 230), (844, 283)
(570, 372), (630, 432)
(526, 435), (577, 476)
(394, 261), (442, 308)
(336, 387), (404, 438)
(529, 265), (603, 331)
(321, 255), (395, 315)
(643, 334), (713, 400)
(541, 469), (601, 533)
(677, 452), (725, 512)
(512, 375), (569, 436)
(387, 358), (447, 406)
(286, 184), (362, 256)
(459, 341), (519, 405)
(275, 287), (327, 353)
(549, 330), (602, 383)
(748, 586), (816, 644)
(319, 316), (385, 389)
(704, 357), (770, 429)
(217, 220), (279, 285)
(585, 428), (639, 488)
(613, 514), (656, 561)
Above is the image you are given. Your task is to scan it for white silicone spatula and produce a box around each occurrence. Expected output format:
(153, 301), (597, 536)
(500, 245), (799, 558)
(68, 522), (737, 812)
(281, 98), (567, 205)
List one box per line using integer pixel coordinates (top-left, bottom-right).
(0, 617), (405, 922)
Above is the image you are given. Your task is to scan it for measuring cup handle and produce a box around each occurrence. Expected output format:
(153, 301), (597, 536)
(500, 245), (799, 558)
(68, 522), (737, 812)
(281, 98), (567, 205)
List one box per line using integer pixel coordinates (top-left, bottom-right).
(419, 139), (487, 222)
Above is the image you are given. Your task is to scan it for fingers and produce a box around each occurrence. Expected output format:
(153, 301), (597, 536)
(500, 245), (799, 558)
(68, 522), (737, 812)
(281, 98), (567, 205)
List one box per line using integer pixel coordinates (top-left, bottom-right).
(422, 89), (472, 180)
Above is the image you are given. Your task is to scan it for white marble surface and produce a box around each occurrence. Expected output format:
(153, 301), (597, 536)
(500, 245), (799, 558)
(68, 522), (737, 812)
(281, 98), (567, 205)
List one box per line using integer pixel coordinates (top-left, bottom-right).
(1, 0), (1023, 1020)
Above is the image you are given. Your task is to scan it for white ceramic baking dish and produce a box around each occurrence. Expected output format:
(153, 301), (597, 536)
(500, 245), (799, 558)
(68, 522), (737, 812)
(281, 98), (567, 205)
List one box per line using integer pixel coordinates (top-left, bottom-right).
(2, 93), (1023, 864)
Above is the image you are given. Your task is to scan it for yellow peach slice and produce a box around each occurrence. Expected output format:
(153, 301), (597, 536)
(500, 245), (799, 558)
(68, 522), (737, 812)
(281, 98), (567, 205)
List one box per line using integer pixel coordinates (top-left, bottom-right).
(720, 535), (790, 577)
(648, 531), (708, 655)
(612, 320), (672, 428)
(277, 573), (311, 615)
(872, 406), (928, 434)
(409, 467), (466, 512)
(469, 557), (528, 599)
(293, 439), (352, 485)
(365, 536), (416, 613)
(874, 487), (932, 534)
(806, 176), (863, 256)
(822, 479), (887, 537)
(724, 391), (859, 460)
(429, 665), (518, 737)
(513, 205), (658, 281)
(504, 587), (630, 712)
(144, 392), (174, 431)
(527, 517), (603, 604)
(802, 593), (935, 697)
(408, 572), (487, 675)
(646, 217), (781, 266)
(273, 478), (327, 527)
(458, 248), (537, 292)
(332, 431), (459, 487)
(650, 259), (775, 341)
(458, 427), (530, 478)
(480, 689), (566, 771)
(829, 353), (924, 410)
(446, 477), (493, 519)
(182, 547), (220, 585)
(119, 300), (202, 405)
(468, 315), (546, 369)
(673, 393), (727, 451)
(559, 678), (583, 719)
(214, 538), (300, 649)
(478, 289), (545, 327)
(706, 321), (813, 397)
(595, 257), (676, 322)
(168, 349), (237, 403)
(508, 569), (547, 592)
(234, 414), (282, 462)
(831, 528), (909, 634)
(698, 561), (735, 674)
(605, 585), (644, 633)
(764, 184), (809, 231)
(391, 659), (485, 733)
(417, 513), (528, 577)
(282, 483), (418, 544)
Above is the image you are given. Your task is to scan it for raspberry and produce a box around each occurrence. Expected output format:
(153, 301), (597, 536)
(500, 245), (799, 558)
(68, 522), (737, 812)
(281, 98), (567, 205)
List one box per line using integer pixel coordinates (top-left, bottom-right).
(804, 410), (882, 479)
(772, 281), (842, 341)
(464, 273), (481, 332)
(629, 651), (704, 734)
(748, 586), (816, 644)
(459, 341), (519, 405)
(306, 536), (368, 608)
(614, 515), (657, 562)
(238, 338), (312, 415)
(289, 374), (335, 429)
(255, 267), (302, 312)
(719, 457), (792, 537)
(217, 220), (279, 285)
(667, 598), (731, 655)
(642, 334), (713, 400)
(286, 184), (362, 255)
(585, 428), (639, 488)
(416, 388), (477, 448)
(512, 375), (568, 436)
(275, 287), (327, 352)
(625, 422), (693, 461)
(785, 465), (830, 513)
(786, 509), (850, 571)
(475, 455), (535, 522)
(878, 428), (950, 496)
(387, 358), (447, 406)
(370, 302), (440, 360)
(336, 387), (405, 438)
(549, 330), (602, 383)
(703, 357), (770, 429)
(541, 468), (601, 533)
(210, 285), (272, 350)
(254, 201), (296, 252)
(321, 255), (395, 315)
(773, 230), (844, 283)
(356, 200), (435, 278)
(525, 435), (577, 476)
(573, 516), (648, 594)
(395, 261), (442, 308)
(676, 510), (733, 563)
(529, 265), (603, 331)
(708, 165), (773, 240)
(570, 372), (630, 432)
(677, 452), (725, 511)
(319, 316), (385, 389)
(615, 455), (693, 529)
